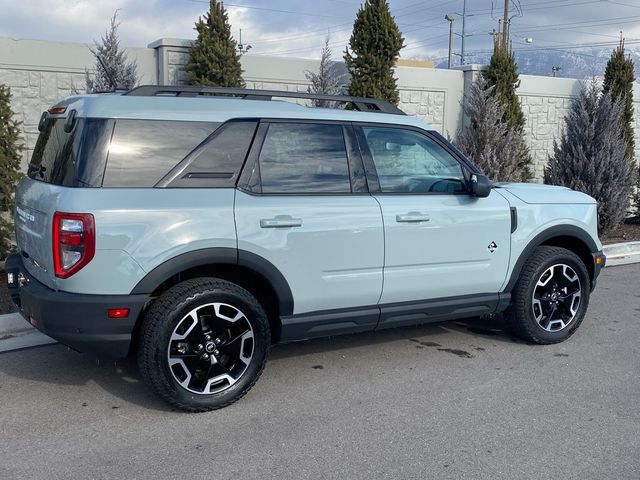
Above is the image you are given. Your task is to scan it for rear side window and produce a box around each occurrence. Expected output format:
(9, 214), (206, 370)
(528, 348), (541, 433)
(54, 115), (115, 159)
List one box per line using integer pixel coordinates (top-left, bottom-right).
(103, 120), (218, 187)
(257, 123), (351, 194)
(29, 118), (114, 187)
(164, 121), (257, 188)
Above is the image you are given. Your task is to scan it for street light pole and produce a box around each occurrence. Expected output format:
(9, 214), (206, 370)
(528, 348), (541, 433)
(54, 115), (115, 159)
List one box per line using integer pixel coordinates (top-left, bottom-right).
(445, 15), (454, 69)
(461, 0), (467, 64)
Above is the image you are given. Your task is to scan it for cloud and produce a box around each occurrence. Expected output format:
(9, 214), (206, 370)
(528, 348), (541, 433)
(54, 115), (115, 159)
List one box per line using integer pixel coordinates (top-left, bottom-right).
(0, 0), (638, 62)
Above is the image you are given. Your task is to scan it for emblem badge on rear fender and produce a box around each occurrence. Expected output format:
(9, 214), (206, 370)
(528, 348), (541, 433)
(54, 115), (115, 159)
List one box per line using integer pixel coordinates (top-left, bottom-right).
(16, 206), (35, 222)
(488, 241), (498, 253)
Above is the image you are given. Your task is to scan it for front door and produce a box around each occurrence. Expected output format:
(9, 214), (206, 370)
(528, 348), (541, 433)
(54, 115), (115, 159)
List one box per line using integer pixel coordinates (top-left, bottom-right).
(356, 125), (512, 310)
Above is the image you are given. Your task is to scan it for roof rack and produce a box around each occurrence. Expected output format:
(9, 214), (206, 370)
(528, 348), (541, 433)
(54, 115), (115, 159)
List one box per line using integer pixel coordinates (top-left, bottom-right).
(124, 85), (406, 115)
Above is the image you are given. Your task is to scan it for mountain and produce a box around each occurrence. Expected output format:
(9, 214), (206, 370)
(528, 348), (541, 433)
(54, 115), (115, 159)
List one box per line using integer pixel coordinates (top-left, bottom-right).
(435, 47), (640, 79)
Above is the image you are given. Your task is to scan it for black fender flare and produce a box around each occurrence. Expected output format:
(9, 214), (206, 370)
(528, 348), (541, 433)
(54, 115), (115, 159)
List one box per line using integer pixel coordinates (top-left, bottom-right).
(130, 248), (294, 316)
(503, 225), (598, 293)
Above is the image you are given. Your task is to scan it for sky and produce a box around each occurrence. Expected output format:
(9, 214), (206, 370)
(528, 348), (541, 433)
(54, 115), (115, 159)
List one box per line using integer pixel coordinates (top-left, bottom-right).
(1, 0), (640, 64)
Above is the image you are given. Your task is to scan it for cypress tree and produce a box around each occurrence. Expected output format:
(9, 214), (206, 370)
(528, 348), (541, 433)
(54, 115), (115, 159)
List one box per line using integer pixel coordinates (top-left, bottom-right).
(184, 0), (245, 88)
(344, 0), (404, 105)
(306, 37), (344, 107)
(454, 77), (528, 182)
(484, 38), (525, 130)
(602, 38), (635, 162)
(0, 85), (23, 256)
(484, 37), (531, 180)
(544, 81), (635, 234)
(85, 11), (138, 93)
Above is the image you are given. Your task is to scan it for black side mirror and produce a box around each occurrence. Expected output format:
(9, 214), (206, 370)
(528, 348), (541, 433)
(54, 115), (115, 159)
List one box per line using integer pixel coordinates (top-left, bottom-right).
(470, 173), (492, 198)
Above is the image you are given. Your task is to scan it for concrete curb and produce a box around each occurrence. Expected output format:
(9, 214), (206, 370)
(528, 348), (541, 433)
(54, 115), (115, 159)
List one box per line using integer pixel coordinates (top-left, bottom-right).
(0, 312), (57, 353)
(0, 329), (56, 353)
(603, 241), (640, 267)
(0, 311), (30, 335)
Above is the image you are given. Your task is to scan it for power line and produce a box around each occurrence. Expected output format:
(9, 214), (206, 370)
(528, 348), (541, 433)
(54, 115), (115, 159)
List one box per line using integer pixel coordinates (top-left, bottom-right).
(606, 0), (640, 8)
(186, 0), (350, 20)
(516, 14), (640, 31)
(466, 0), (602, 16)
(248, 2), (461, 57)
(231, 0), (458, 49)
(467, 38), (640, 56)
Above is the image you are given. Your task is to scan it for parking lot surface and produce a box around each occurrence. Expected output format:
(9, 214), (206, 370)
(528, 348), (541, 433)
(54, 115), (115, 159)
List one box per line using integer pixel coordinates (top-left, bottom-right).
(1, 264), (639, 479)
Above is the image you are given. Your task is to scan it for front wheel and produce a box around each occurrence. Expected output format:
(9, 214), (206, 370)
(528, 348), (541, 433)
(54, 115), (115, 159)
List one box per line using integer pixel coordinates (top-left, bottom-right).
(505, 246), (590, 344)
(137, 278), (270, 412)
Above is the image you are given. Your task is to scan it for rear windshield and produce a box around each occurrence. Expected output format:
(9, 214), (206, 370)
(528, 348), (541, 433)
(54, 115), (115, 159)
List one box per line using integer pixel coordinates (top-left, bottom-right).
(29, 118), (219, 188)
(29, 118), (114, 187)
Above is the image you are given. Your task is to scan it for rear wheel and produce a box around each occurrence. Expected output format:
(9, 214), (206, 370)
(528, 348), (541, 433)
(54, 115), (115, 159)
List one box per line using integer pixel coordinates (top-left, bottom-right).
(505, 246), (590, 344)
(137, 278), (270, 412)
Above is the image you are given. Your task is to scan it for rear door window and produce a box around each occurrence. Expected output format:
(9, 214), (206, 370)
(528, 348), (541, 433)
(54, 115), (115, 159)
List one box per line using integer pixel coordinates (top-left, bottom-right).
(103, 120), (218, 187)
(257, 123), (351, 194)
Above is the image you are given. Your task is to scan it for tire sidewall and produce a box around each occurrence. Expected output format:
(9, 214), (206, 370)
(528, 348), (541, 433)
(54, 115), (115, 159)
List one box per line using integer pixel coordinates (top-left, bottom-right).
(150, 285), (269, 410)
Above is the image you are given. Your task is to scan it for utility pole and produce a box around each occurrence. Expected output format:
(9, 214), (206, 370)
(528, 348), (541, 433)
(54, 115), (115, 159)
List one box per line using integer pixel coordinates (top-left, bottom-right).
(237, 28), (252, 55)
(461, 0), (467, 64)
(502, 0), (510, 49)
(445, 15), (454, 69)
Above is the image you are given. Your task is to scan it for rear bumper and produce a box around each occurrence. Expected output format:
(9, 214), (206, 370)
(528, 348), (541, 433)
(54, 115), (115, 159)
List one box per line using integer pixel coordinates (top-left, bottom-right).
(5, 253), (148, 359)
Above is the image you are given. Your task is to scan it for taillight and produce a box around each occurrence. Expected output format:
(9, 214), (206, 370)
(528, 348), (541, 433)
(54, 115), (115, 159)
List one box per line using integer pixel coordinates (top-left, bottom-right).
(47, 106), (67, 115)
(52, 212), (95, 278)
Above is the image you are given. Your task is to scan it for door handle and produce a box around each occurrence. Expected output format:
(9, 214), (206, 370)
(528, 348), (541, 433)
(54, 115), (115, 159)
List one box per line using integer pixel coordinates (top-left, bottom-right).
(396, 212), (430, 223)
(260, 216), (303, 228)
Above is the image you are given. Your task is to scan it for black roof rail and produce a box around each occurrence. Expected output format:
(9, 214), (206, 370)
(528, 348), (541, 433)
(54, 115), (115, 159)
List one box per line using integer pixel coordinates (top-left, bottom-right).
(124, 85), (406, 115)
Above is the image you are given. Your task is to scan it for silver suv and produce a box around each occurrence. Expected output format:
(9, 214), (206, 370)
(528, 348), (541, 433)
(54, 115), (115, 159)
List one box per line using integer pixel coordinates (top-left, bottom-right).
(6, 86), (606, 411)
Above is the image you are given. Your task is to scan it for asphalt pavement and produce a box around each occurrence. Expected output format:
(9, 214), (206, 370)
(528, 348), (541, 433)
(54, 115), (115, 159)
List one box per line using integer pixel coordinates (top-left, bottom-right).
(1, 264), (639, 480)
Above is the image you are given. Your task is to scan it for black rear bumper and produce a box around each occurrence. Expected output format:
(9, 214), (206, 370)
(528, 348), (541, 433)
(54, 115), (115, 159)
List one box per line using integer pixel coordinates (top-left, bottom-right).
(5, 253), (148, 359)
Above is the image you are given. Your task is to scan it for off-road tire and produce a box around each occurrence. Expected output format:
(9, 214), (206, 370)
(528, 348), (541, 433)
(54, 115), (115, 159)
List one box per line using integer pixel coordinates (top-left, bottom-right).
(137, 278), (270, 412)
(505, 246), (590, 344)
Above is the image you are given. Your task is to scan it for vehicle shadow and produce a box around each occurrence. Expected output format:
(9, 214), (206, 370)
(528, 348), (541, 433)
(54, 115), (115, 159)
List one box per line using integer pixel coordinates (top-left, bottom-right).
(0, 314), (520, 411)
(0, 344), (172, 412)
(270, 313), (521, 361)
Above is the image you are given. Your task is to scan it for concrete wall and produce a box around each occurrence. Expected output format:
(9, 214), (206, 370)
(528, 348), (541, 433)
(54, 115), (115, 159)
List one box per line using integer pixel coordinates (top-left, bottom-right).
(150, 39), (458, 137)
(518, 75), (582, 181)
(1, 36), (639, 182)
(0, 37), (157, 169)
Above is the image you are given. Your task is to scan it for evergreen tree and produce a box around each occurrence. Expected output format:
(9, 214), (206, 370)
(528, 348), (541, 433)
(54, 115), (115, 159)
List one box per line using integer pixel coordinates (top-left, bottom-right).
(0, 85), (23, 256)
(305, 37), (344, 107)
(454, 77), (528, 182)
(344, 0), (404, 105)
(483, 37), (531, 180)
(602, 38), (635, 162)
(184, 0), (245, 88)
(484, 38), (525, 130)
(545, 81), (635, 234)
(85, 11), (138, 93)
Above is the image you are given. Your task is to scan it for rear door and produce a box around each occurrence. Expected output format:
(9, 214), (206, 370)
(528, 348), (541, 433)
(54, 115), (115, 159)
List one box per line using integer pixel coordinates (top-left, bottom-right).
(235, 121), (384, 337)
(356, 125), (512, 311)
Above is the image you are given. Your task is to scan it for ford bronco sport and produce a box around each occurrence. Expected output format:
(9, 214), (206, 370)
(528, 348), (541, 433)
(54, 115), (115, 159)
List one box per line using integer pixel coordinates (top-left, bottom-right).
(6, 86), (606, 411)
